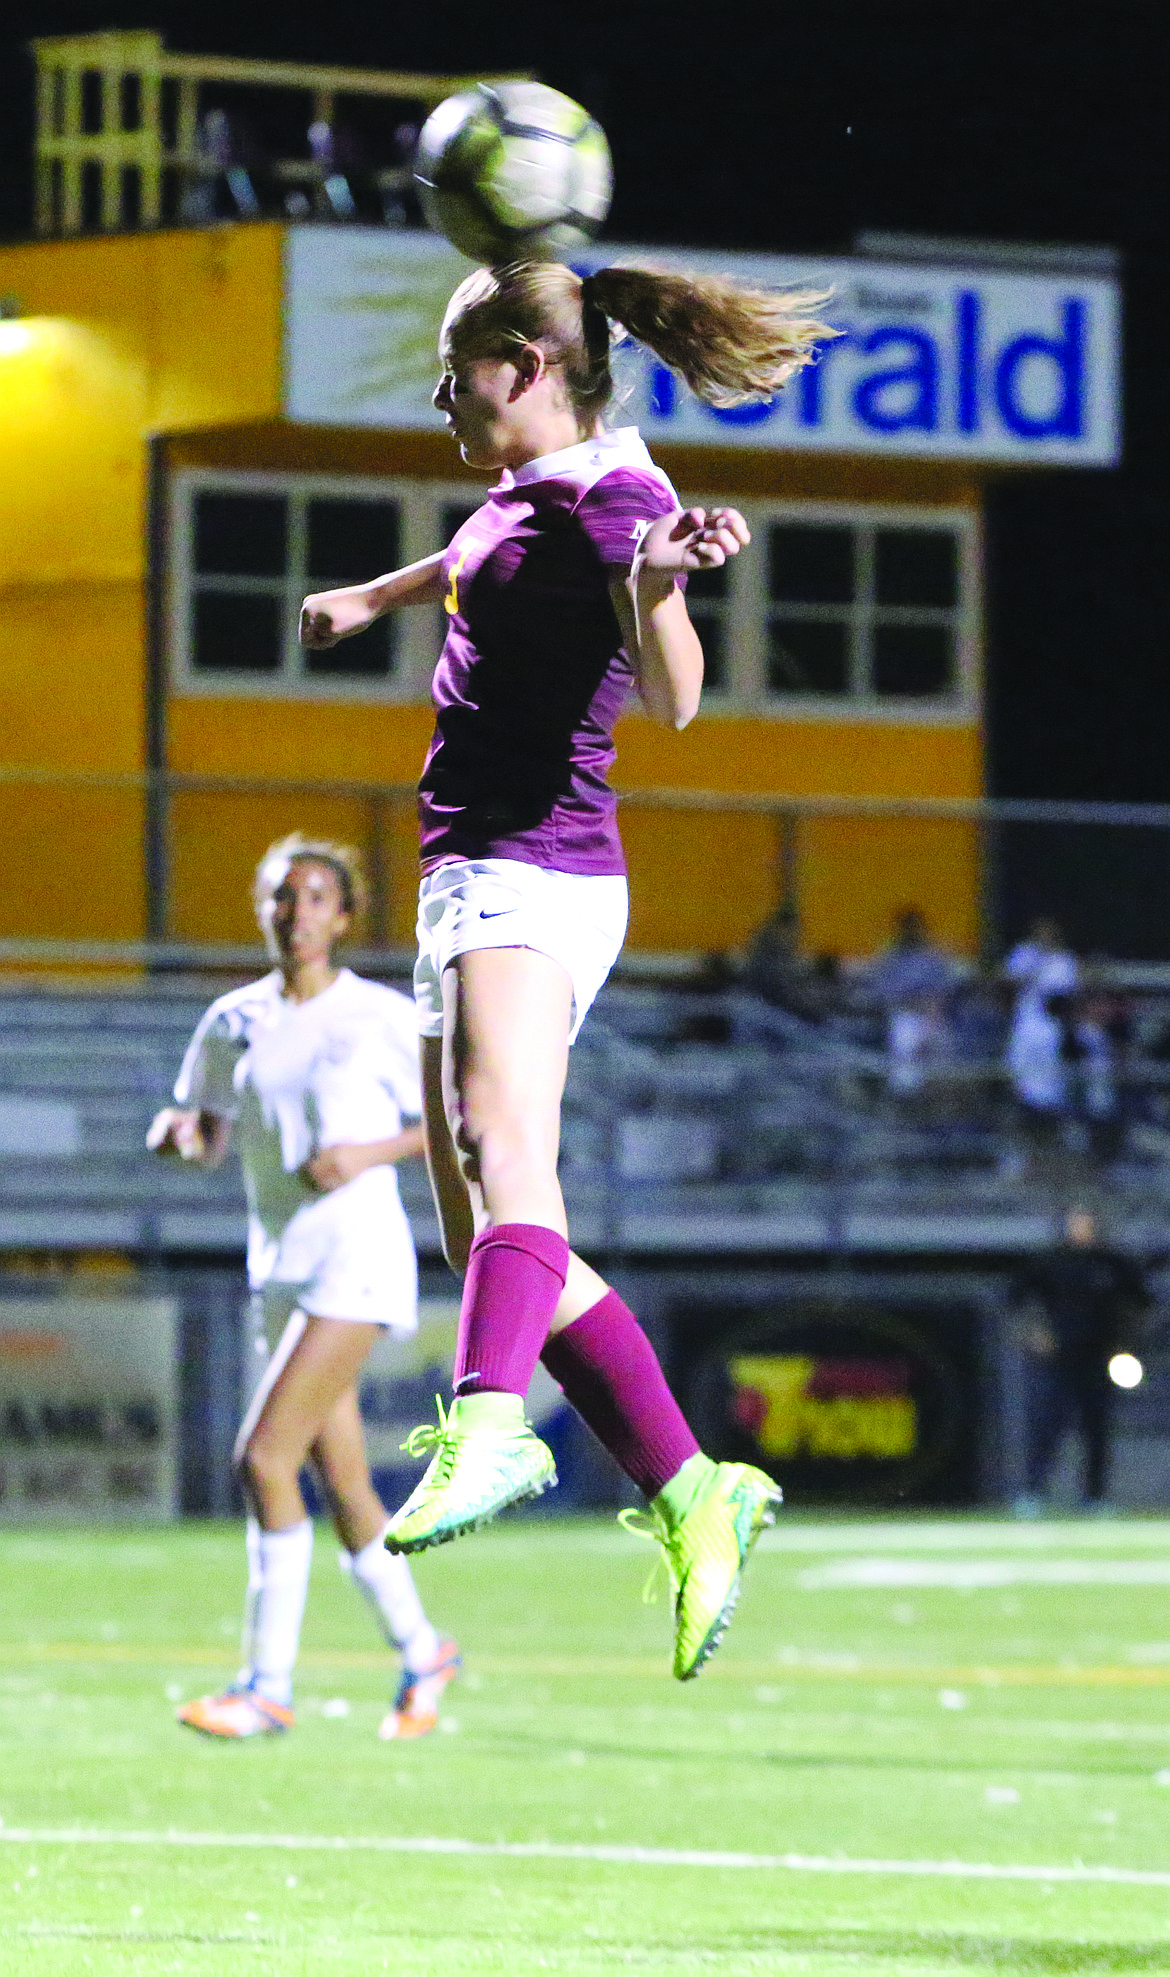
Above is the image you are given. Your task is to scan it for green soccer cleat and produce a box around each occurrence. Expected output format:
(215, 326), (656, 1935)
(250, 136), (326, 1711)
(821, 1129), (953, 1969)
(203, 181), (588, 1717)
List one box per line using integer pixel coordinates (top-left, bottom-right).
(621, 1461), (781, 1681)
(384, 1394), (557, 1554)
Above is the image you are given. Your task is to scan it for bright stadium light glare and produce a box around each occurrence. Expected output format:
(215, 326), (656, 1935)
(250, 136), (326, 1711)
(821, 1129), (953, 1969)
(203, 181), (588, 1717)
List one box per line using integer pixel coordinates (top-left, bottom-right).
(0, 320), (35, 357)
(1108, 1352), (1143, 1389)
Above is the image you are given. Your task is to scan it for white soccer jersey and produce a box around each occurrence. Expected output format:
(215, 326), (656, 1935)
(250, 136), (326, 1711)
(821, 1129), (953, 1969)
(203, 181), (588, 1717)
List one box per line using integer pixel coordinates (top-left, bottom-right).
(1004, 941), (1080, 1111)
(1005, 940), (1079, 1016)
(174, 969), (422, 1325)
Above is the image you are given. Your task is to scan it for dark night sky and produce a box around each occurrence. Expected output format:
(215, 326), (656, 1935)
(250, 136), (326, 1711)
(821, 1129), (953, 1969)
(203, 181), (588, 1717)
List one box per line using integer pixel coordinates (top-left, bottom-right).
(4, 1), (1170, 807)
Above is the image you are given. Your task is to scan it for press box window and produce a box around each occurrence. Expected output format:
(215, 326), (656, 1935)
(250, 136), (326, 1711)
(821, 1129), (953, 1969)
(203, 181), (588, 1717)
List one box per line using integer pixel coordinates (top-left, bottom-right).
(765, 519), (962, 702)
(875, 528), (957, 609)
(871, 527), (957, 697)
(191, 491), (287, 674)
(686, 562), (728, 692)
(304, 498), (399, 679)
(188, 486), (401, 682)
(176, 480), (974, 713)
(767, 524), (853, 695)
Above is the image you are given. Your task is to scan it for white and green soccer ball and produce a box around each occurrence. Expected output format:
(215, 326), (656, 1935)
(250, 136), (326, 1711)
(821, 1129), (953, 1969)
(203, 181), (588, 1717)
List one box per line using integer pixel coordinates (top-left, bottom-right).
(413, 81), (613, 264)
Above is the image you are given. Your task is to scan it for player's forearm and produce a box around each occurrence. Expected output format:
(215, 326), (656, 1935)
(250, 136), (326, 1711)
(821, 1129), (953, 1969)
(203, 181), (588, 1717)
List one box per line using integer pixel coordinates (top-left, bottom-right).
(350, 1126), (427, 1172)
(386, 1123), (426, 1165)
(365, 554), (445, 614)
(628, 569), (704, 729)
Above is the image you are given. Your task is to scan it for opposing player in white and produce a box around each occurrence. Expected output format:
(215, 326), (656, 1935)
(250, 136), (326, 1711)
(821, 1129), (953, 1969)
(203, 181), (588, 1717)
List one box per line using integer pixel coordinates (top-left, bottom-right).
(149, 834), (458, 1739)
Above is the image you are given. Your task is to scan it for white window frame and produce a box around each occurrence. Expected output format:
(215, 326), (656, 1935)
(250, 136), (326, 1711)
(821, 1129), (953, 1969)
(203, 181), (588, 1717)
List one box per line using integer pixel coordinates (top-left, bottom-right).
(678, 494), (981, 725)
(170, 470), (981, 724)
(169, 466), (485, 703)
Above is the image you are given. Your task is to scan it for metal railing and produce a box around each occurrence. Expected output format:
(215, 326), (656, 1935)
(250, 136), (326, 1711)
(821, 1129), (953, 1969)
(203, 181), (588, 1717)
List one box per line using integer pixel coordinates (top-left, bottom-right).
(4, 763), (1170, 976)
(30, 29), (521, 237)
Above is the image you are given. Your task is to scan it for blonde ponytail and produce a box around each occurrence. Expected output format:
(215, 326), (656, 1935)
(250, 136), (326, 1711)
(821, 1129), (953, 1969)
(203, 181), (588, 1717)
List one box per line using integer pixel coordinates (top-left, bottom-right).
(587, 265), (836, 408)
(442, 259), (838, 423)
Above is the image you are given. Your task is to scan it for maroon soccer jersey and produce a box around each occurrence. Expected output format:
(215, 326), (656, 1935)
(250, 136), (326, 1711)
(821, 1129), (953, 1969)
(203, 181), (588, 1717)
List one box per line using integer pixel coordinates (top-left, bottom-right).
(418, 428), (680, 876)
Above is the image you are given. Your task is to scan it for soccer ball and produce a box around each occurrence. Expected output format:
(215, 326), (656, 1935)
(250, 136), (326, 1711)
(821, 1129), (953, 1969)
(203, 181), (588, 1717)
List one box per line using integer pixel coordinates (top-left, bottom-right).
(413, 81), (613, 264)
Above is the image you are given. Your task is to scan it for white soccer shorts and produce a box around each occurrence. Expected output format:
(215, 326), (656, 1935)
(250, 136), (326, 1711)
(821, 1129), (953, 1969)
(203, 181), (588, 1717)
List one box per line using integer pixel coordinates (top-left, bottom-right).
(414, 857), (629, 1046)
(255, 1172), (419, 1338)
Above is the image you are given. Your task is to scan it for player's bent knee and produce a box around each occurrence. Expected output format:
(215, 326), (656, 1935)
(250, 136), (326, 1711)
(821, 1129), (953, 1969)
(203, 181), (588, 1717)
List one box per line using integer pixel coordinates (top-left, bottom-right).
(476, 1135), (558, 1196)
(457, 1073), (555, 1147)
(456, 1108), (554, 1180)
(238, 1433), (299, 1499)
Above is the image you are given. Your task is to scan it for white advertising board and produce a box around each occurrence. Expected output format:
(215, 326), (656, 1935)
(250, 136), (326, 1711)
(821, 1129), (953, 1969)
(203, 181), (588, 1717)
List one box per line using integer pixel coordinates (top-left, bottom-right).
(284, 228), (1120, 466)
(0, 1298), (179, 1522)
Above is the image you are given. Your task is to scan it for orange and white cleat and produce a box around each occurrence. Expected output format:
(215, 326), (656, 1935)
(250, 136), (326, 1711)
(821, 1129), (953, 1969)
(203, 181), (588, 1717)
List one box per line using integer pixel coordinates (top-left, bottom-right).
(176, 1681), (295, 1739)
(378, 1637), (461, 1741)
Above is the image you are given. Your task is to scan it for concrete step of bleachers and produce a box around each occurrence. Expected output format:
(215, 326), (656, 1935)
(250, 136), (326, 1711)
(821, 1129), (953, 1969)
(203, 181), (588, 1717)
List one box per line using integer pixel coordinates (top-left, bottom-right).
(0, 1156), (239, 1199)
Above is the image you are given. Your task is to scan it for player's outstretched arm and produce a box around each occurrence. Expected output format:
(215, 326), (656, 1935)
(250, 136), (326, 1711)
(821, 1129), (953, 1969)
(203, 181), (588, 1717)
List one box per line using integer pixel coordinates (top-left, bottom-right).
(620, 508), (750, 729)
(300, 553), (446, 650)
(146, 1106), (233, 1169)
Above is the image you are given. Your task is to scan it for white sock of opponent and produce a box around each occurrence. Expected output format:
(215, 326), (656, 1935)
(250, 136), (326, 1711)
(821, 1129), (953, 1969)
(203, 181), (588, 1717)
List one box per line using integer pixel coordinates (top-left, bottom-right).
(240, 1516), (314, 1706)
(342, 1528), (440, 1672)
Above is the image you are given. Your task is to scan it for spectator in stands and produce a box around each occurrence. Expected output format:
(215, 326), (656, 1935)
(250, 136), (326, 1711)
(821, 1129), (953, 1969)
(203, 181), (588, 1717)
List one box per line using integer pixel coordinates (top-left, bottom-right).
(183, 109), (267, 222)
(307, 119), (361, 220)
(1004, 917), (1080, 1154)
(865, 905), (959, 1095)
(1005, 916), (1079, 1018)
(381, 119), (423, 227)
(1012, 1207), (1148, 1515)
(1072, 972), (1131, 1163)
(741, 900), (840, 1024)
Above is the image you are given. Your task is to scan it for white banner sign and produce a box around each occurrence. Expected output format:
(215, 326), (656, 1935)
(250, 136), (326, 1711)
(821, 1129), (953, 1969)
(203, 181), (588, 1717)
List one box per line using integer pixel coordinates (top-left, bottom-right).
(0, 1298), (178, 1522)
(284, 228), (1120, 465)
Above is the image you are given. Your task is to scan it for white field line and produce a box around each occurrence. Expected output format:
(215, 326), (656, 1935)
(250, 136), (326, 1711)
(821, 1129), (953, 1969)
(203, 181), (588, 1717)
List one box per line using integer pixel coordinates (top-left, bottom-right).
(757, 1522), (1170, 1554)
(1, 1827), (1170, 1886)
(798, 1558), (1170, 1589)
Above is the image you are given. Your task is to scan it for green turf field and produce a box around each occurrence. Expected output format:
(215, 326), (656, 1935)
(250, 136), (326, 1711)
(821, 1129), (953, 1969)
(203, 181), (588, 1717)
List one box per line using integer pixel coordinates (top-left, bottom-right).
(4, 1516), (1170, 1973)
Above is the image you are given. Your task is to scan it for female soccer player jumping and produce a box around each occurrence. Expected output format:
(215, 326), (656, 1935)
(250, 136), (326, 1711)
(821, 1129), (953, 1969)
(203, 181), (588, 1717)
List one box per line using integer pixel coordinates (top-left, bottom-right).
(301, 261), (834, 1679)
(149, 836), (458, 1737)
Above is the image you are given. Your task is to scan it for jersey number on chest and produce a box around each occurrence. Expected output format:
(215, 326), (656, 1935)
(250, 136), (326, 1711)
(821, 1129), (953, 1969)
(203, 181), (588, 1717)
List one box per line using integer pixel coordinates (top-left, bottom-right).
(444, 545), (471, 618)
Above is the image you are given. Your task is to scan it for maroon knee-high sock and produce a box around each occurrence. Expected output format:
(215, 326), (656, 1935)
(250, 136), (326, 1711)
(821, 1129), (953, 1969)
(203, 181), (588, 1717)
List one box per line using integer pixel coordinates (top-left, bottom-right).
(540, 1289), (700, 1499)
(453, 1223), (570, 1398)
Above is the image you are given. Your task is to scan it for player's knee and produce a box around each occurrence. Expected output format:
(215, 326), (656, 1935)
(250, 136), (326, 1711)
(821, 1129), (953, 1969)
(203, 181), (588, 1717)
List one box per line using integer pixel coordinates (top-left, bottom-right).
(238, 1431), (294, 1499)
(476, 1125), (554, 1194)
(456, 1071), (539, 1154)
(450, 1088), (556, 1208)
(457, 1102), (549, 1179)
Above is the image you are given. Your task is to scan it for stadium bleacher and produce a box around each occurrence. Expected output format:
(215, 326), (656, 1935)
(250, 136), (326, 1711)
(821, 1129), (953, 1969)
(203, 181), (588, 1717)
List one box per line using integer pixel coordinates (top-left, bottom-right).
(3, 974), (1170, 1261)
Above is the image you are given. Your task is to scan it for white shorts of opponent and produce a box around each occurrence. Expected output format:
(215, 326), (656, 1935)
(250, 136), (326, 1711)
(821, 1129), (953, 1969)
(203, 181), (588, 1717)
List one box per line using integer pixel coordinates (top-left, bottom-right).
(240, 1173), (419, 1424)
(414, 858), (629, 1047)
